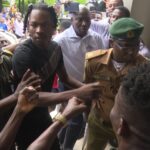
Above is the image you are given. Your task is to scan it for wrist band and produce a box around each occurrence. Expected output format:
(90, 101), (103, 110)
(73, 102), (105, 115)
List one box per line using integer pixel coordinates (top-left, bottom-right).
(53, 113), (67, 125)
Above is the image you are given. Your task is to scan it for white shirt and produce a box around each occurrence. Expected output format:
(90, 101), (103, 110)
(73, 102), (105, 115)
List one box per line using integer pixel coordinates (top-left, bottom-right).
(90, 18), (110, 48)
(14, 19), (24, 37)
(54, 25), (104, 81)
(112, 59), (125, 72)
(139, 45), (150, 59)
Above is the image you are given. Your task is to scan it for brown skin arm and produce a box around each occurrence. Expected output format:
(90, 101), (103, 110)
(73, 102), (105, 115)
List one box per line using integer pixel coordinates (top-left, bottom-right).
(35, 56), (101, 106)
(0, 86), (39, 150)
(0, 106), (26, 150)
(0, 69), (41, 114)
(0, 94), (17, 114)
(27, 97), (87, 150)
(0, 68), (101, 109)
(38, 82), (101, 106)
(0, 82), (100, 111)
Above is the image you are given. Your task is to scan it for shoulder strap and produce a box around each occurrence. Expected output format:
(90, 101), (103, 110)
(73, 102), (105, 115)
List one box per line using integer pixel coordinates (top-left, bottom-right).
(85, 49), (108, 60)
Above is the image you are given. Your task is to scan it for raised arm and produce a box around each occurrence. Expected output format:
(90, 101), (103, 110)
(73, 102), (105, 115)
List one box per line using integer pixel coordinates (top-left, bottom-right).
(0, 69), (41, 114)
(37, 82), (101, 106)
(27, 97), (87, 150)
(0, 86), (39, 150)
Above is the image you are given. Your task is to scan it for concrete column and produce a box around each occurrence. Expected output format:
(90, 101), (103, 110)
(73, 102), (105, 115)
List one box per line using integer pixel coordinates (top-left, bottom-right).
(131, 0), (150, 49)
(123, 0), (133, 11)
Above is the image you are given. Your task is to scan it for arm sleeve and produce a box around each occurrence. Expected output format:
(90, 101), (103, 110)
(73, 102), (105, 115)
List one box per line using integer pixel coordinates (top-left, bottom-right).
(12, 45), (31, 81)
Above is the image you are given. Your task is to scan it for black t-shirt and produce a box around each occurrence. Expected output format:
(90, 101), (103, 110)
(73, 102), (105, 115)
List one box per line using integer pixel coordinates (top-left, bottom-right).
(12, 39), (64, 150)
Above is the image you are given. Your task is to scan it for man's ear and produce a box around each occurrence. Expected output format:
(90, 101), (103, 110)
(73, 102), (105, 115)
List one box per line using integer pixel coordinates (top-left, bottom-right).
(117, 117), (130, 138)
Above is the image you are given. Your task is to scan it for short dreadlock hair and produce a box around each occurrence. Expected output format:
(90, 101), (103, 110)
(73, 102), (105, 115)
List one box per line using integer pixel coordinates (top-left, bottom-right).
(23, 3), (58, 33)
(122, 62), (150, 110)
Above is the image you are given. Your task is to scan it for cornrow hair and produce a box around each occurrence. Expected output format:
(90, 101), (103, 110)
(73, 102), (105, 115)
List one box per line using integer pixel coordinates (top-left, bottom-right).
(23, 3), (58, 34)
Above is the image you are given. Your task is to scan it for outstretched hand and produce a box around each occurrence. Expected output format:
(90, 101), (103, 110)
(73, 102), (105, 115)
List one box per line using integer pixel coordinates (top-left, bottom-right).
(76, 82), (101, 101)
(62, 97), (87, 120)
(15, 69), (41, 98)
(16, 86), (39, 114)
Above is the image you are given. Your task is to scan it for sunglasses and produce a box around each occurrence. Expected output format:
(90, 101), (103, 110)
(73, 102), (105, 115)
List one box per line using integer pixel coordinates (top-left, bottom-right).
(114, 40), (141, 51)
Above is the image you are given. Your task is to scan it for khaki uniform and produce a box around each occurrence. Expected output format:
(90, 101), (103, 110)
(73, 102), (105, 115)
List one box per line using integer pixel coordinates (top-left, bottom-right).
(84, 49), (148, 150)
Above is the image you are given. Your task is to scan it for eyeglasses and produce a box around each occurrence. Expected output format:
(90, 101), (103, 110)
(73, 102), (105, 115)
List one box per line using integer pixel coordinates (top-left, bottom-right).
(114, 40), (141, 51)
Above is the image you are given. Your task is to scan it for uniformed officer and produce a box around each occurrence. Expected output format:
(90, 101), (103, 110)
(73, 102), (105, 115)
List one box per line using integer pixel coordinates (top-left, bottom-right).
(84, 18), (148, 150)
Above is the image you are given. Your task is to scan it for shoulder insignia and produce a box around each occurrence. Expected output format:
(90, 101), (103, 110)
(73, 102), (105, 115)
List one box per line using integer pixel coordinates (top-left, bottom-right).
(85, 50), (108, 60)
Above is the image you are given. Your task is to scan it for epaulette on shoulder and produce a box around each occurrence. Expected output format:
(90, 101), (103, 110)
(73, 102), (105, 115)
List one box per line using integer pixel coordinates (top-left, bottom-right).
(85, 50), (108, 60)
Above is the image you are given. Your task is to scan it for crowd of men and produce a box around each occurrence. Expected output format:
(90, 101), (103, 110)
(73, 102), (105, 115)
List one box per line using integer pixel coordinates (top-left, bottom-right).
(0, 0), (150, 150)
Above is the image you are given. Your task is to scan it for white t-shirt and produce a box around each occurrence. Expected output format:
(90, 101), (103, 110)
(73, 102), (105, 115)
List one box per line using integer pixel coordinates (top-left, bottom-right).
(90, 18), (110, 48)
(112, 59), (126, 72)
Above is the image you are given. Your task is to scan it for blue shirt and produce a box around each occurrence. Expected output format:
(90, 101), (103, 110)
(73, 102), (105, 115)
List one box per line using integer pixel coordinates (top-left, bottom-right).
(0, 23), (8, 31)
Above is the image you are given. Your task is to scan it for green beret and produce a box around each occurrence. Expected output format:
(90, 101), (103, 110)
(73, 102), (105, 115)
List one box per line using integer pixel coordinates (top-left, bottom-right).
(109, 18), (144, 39)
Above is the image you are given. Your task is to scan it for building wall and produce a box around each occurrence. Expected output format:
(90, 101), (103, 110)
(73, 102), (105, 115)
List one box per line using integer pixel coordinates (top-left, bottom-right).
(123, 0), (133, 11)
(131, 0), (150, 49)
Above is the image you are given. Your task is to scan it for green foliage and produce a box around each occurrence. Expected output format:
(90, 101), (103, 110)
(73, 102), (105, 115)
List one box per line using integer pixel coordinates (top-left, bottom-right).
(2, 0), (10, 7)
(15, 0), (57, 14)
(45, 0), (56, 6)
(75, 0), (87, 4)
(15, 0), (88, 14)
(15, 0), (38, 14)
(44, 0), (88, 5)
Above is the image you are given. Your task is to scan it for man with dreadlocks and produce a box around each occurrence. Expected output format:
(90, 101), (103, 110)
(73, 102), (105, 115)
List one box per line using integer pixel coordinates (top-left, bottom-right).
(12, 2), (101, 150)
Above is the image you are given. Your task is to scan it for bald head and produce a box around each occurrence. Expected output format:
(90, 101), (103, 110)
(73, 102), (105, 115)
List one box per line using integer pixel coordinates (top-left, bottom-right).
(72, 7), (90, 18)
(72, 7), (91, 37)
